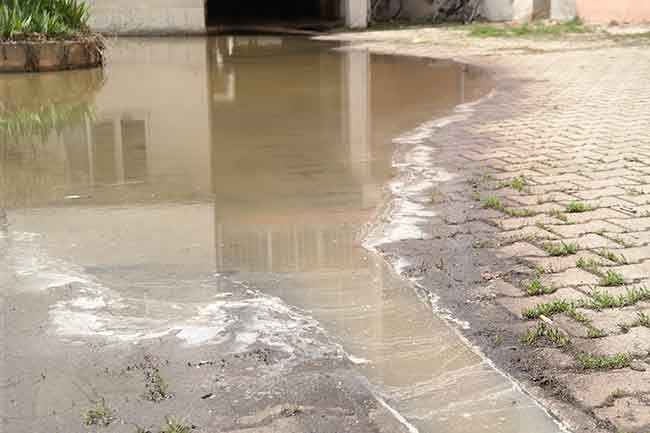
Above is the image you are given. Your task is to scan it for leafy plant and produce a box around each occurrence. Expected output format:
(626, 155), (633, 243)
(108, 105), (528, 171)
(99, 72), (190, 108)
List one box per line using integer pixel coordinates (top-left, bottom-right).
(0, 0), (89, 39)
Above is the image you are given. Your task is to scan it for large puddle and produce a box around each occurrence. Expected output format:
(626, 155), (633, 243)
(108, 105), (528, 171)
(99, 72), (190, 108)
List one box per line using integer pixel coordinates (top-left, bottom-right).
(1, 37), (563, 432)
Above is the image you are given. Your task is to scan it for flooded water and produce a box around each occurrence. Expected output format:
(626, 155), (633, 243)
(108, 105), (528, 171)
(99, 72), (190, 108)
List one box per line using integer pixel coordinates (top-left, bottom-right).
(1, 37), (563, 433)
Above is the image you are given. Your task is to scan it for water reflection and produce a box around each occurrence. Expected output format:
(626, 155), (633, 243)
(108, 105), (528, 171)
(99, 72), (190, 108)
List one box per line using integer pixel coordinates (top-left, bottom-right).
(0, 37), (560, 433)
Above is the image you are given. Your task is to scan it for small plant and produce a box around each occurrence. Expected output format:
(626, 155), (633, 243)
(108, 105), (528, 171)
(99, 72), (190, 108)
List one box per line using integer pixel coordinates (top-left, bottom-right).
(587, 326), (606, 338)
(504, 207), (536, 217)
(497, 176), (527, 192)
(565, 201), (592, 213)
(543, 242), (578, 257)
(576, 258), (604, 276)
(608, 235), (635, 248)
(526, 278), (556, 296)
(430, 190), (445, 204)
(636, 312), (650, 327)
(587, 288), (650, 310)
(521, 323), (569, 347)
(160, 417), (192, 433)
(549, 209), (568, 222)
(577, 353), (631, 370)
(482, 196), (504, 210)
(596, 249), (628, 264)
(83, 399), (113, 427)
(621, 312), (650, 333)
(145, 369), (170, 402)
(0, 0), (90, 39)
(600, 270), (625, 287)
(522, 299), (574, 319)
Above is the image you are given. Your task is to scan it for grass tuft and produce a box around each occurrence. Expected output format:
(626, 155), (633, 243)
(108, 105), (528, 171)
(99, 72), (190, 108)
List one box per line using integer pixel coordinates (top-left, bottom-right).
(565, 201), (592, 213)
(526, 278), (556, 296)
(522, 299), (574, 319)
(543, 242), (578, 257)
(521, 323), (570, 347)
(83, 399), (113, 427)
(576, 353), (631, 370)
(469, 19), (588, 38)
(497, 176), (527, 192)
(600, 270), (625, 287)
(160, 417), (192, 433)
(481, 195), (504, 210)
(596, 249), (628, 265)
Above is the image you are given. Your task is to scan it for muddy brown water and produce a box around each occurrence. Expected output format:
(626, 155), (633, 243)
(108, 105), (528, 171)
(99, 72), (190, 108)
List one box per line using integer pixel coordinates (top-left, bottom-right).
(1, 37), (563, 433)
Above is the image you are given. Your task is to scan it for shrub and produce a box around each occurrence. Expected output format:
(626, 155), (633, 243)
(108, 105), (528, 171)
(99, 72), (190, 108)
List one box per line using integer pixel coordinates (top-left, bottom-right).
(0, 0), (90, 39)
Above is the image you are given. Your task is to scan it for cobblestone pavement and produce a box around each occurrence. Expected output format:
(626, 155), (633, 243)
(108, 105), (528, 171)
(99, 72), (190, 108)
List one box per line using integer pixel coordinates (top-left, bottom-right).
(324, 28), (650, 433)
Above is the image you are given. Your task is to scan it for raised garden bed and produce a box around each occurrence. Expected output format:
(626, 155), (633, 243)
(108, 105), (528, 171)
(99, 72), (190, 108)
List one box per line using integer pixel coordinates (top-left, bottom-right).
(0, 0), (104, 73)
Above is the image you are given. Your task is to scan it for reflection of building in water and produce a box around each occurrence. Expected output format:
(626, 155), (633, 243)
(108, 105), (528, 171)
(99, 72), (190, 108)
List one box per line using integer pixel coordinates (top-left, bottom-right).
(1, 38), (211, 208)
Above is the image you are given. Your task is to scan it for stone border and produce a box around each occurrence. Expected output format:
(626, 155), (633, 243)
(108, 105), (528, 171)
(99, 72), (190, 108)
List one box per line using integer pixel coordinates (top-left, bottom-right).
(0, 39), (103, 73)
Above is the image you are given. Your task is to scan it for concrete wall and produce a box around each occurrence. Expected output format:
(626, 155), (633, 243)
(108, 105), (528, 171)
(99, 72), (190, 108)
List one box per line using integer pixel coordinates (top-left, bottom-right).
(576, 0), (650, 24)
(89, 0), (369, 33)
(88, 0), (206, 34)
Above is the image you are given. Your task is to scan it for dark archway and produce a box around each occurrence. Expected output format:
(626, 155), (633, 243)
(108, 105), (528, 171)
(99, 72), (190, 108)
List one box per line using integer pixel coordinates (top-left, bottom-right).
(206, 0), (343, 28)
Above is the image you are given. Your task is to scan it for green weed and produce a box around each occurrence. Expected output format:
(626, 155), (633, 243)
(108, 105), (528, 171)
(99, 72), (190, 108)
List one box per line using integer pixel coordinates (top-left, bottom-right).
(526, 278), (556, 296)
(600, 270), (625, 287)
(521, 323), (570, 347)
(596, 249), (628, 265)
(469, 19), (588, 38)
(160, 417), (192, 433)
(565, 201), (592, 213)
(481, 196), (504, 210)
(577, 353), (631, 370)
(83, 399), (113, 427)
(543, 242), (578, 257)
(497, 176), (527, 192)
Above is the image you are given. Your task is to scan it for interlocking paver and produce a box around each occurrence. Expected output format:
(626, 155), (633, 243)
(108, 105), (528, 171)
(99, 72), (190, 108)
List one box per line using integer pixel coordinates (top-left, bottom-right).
(332, 27), (650, 432)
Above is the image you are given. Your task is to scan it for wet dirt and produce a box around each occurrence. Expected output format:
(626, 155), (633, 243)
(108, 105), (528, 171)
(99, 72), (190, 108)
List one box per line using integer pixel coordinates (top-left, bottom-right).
(1, 36), (564, 433)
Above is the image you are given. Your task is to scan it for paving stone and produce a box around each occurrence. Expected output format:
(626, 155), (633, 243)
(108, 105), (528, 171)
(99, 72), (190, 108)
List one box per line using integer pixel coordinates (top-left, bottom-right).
(561, 234), (623, 250)
(547, 221), (627, 238)
(498, 241), (547, 258)
(564, 370), (650, 408)
(526, 251), (610, 274)
(575, 327), (650, 357)
(497, 226), (558, 243)
(542, 268), (600, 288)
(581, 307), (646, 335)
(566, 208), (628, 224)
(614, 262), (650, 281)
(609, 217), (650, 232)
(574, 187), (628, 200)
(594, 397), (650, 433)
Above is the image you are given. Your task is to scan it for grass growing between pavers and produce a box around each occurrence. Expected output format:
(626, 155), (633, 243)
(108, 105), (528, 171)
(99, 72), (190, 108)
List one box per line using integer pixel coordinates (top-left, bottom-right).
(526, 278), (557, 296)
(497, 176), (528, 192)
(576, 353), (631, 370)
(480, 195), (535, 217)
(469, 19), (590, 39)
(596, 249), (628, 265)
(522, 288), (650, 319)
(522, 323), (570, 347)
(619, 312), (650, 333)
(543, 242), (578, 256)
(548, 209), (569, 222)
(565, 201), (593, 213)
(83, 399), (113, 427)
(600, 270), (626, 287)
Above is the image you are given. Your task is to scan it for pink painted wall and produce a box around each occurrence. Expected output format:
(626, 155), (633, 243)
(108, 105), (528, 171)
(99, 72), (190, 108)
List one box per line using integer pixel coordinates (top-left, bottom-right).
(577, 0), (650, 23)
